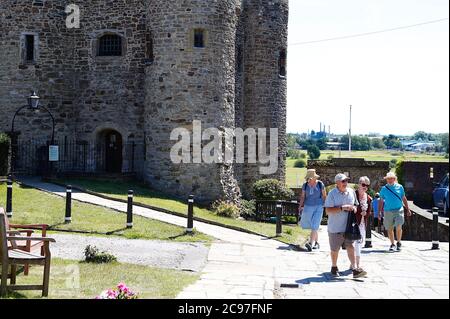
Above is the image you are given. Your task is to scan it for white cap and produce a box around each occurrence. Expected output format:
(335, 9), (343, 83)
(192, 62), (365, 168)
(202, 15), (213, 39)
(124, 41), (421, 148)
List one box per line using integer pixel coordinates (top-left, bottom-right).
(335, 173), (350, 183)
(384, 172), (397, 180)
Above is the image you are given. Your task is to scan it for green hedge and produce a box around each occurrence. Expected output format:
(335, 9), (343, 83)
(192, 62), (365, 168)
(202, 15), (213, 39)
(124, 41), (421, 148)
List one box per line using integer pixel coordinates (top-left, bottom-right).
(395, 160), (405, 186)
(0, 133), (10, 176)
(252, 179), (295, 200)
(294, 159), (307, 168)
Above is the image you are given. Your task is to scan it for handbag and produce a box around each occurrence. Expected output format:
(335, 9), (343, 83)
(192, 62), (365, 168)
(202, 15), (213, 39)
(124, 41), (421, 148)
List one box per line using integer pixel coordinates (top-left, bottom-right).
(344, 211), (362, 241)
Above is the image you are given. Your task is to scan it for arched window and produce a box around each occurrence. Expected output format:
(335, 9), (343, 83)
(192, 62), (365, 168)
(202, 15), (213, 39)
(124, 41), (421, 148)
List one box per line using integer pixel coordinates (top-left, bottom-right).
(279, 49), (287, 77)
(98, 34), (123, 56)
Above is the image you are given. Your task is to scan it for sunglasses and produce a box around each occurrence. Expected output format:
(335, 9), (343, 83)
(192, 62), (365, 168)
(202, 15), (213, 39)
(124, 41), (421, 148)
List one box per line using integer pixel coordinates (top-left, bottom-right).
(340, 180), (349, 184)
(361, 184), (370, 188)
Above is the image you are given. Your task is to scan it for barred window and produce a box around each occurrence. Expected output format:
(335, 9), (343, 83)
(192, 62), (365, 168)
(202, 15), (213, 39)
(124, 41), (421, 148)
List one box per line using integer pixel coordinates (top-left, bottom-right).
(98, 34), (122, 56)
(145, 31), (154, 63)
(20, 33), (38, 63)
(194, 29), (205, 48)
(25, 35), (35, 61)
(279, 49), (287, 77)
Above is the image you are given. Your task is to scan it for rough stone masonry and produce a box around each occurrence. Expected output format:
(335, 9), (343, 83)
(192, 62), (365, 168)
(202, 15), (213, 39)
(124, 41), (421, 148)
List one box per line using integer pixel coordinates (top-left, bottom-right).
(0, 0), (289, 202)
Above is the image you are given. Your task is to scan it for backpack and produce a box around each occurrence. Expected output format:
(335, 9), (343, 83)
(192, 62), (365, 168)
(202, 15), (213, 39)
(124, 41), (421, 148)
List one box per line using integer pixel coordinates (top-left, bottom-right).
(303, 181), (324, 199)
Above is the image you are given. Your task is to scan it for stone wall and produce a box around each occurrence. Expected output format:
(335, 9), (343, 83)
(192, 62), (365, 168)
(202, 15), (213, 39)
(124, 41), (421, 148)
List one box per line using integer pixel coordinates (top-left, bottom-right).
(402, 203), (449, 242)
(240, 0), (289, 197)
(308, 158), (390, 191)
(67, 0), (147, 144)
(144, 0), (242, 203)
(0, 0), (74, 140)
(0, 0), (147, 151)
(0, 0), (289, 203)
(401, 161), (449, 207)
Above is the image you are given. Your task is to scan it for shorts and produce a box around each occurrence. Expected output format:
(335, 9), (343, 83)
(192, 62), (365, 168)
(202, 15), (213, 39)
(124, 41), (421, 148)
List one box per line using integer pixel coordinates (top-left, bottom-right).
(300, 205), (324, 231)
(329, 233), (354, 252)
(383, 209), (405, 229)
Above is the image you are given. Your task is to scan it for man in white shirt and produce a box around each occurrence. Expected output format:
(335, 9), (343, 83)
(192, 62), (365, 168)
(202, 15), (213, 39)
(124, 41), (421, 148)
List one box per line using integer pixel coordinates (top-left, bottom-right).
(325, 174), (368, 279)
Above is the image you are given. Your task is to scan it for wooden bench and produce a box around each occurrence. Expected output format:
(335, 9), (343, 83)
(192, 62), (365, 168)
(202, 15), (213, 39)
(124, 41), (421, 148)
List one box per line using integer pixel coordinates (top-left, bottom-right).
(1, 212), (55, 297)
(0, 207), (49, 275)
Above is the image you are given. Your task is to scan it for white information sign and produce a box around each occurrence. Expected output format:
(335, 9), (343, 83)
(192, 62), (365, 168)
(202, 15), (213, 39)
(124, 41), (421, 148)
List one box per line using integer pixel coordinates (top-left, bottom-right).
(49, 145), (59, 162)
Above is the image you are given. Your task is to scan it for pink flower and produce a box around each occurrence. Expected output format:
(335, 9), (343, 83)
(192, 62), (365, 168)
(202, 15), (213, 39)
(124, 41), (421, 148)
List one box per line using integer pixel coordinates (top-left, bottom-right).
(96, 283), (138, 299)
(107, 289), (118, 298)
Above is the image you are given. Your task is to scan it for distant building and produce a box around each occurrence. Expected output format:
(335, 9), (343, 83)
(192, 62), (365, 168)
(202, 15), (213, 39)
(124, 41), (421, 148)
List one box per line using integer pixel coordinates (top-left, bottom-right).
(311, 131), (328, 140)
(401, 140), (437, 152)
(409, 142), (437, 152)
(326, 142), (344, 150)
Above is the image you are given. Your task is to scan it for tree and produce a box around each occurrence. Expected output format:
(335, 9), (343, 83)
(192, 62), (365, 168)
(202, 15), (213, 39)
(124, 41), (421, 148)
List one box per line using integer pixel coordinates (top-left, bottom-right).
(307, 145), (321, 160)
(339, 135), (371, 151)
(299, 138), (314, 150)
(371, 138), (386, 149)
(316, 137), (329, 150)
(287, 133), (300, 149)
(440, 133), (449, 154)
(0, 133), (10, 176)
(413, 131), (428, 141)
(383, 134), (401, 149)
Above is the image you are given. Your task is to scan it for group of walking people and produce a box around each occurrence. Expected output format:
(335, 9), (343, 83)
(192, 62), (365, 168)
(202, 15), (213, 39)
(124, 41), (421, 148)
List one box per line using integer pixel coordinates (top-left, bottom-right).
(298, 169), (412, 279)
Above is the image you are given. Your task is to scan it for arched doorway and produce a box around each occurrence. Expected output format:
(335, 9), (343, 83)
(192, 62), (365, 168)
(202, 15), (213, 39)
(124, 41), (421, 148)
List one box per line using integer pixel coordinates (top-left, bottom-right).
(99, 129), (123, 173)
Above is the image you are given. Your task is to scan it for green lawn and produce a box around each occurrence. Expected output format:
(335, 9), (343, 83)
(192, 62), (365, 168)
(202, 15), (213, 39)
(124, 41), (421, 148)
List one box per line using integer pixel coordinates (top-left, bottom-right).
(52, 178), (309, 246)
(0, 183), (212, 243)
(318, 150), (449, 162)
(2, 258), (199, 299)
(286, 157), (307, 188)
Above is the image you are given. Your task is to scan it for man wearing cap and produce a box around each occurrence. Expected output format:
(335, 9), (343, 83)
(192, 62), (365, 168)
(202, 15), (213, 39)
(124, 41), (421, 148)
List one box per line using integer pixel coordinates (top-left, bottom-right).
(324, 173), (367, 278)
(379, 172), (412, 252)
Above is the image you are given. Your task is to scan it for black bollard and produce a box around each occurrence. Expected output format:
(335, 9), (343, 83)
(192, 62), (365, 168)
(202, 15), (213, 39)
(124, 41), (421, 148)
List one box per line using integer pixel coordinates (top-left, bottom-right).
(187, 195), (194, 233)
(432, 207), (440, 250)
(364, 214), (373, 248)
(65, 185), (72, 223)
(6, 179), (13, 218)
(127, 190), (133, 229)
(276, 201), (283, 237)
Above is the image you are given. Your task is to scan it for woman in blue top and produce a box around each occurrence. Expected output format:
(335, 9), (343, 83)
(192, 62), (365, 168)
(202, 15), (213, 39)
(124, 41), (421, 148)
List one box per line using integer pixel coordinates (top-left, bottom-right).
(298, 169), (327, 252)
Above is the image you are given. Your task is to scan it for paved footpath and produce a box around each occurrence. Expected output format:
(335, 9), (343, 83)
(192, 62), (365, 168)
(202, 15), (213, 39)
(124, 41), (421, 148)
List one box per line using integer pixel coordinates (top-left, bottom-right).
(19, 178), (450, 299)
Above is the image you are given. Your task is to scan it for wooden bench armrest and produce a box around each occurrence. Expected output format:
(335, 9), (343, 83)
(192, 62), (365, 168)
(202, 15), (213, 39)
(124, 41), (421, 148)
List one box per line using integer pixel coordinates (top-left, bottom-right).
(6, 230), (21, 235)
(9, 224), (49, 236)
(10, 229), (35, 234)
(6, 236), (56, 243)
(9, 224), (49, 230)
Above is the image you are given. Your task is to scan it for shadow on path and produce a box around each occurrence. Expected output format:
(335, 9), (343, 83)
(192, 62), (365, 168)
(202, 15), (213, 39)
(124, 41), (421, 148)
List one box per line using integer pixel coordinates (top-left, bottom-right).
(294, 270), (365, 285)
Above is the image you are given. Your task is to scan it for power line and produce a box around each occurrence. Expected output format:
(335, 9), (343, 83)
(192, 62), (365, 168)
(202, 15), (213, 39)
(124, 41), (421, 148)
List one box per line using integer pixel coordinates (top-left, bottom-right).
(289, 17), (449, 46)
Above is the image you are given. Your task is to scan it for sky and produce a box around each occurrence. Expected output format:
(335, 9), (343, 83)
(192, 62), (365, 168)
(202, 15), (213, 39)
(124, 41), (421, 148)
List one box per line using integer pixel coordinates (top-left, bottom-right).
(287, 0), (449, 136)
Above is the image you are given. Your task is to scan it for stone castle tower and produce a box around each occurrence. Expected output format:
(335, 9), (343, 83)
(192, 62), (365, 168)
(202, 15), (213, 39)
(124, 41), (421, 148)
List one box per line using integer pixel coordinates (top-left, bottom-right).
(0, 0), (288, 202)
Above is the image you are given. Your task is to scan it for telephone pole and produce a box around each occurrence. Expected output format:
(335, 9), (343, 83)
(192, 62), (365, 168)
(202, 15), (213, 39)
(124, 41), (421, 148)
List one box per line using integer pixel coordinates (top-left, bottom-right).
(349, 105), (352, 152)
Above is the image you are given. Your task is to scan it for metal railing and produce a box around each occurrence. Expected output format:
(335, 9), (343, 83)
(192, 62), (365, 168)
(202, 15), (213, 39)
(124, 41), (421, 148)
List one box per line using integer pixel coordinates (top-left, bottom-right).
(11, 138), (146, 176)
(255, 200), (300, 223)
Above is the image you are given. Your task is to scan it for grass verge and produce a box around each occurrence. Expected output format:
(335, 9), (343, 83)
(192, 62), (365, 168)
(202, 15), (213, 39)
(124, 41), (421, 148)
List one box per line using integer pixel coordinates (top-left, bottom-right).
(0, 183), (212, 243)
(51, 178), (309, 246)
(1, 258), (199, 299)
